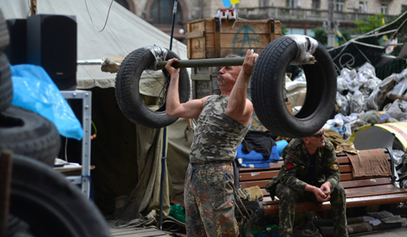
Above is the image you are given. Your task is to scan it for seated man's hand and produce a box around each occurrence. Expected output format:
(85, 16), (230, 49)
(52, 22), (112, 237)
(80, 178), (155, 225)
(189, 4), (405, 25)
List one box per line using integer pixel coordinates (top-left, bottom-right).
(313, 187), (331, 202)
(306, 184), (331, 202)
(320, 182), (331, 197)
(315, 182), (331, 202)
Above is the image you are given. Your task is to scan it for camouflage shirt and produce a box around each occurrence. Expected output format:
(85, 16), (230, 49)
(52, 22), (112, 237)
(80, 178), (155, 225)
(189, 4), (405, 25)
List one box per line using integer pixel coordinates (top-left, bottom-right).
(277, 138), (341, 196)
(189, 95), (251, 164)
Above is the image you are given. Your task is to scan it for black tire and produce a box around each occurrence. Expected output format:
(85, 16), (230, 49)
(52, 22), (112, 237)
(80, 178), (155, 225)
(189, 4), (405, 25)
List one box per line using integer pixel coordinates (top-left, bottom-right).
(0, 53), (13, 112)
(251, 36), (337, 138)
(0, 8), (10, 52)
(9, 154), (111, 237)
(0, 105), (60, 166)
(115, 47), (190, 128)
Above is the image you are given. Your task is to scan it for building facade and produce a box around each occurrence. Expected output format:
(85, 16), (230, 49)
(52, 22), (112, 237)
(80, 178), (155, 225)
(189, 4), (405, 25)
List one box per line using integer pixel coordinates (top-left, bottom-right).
(115, 0), (406, 42)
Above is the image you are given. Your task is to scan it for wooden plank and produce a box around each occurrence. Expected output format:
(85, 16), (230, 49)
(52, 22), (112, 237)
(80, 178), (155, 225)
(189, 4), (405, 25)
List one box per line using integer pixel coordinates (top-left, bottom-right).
(186, 22), (191, 59)
(219, 34), (272, 48)
(239, 180), (269, 189)
(345, 184), (407, 196)
(188, 37), (206, 59)
(340, 177), (392, 188)
(219, 47), (266, 58)
(185, 30), (204, 39)
(239, 170), (279, 181)
(272, 21), (282, 39)
(219, 19), (274, 34)
(341, 173), (395, 181)
(345, 193), (407, 207)
(188, 20), (206, 32)
(187, 20), (208, 59)
(262, 193), (407, 216)
(239, 175), (393, 189)
(340, 173), (353, 181)
(109, 227), (170, 237)
(214, 20), (220, 58)
(240, 164), (352, 181)
(241, 183), (405, 202)
(239, 174), (394, 188)
(340, 164), (352, 173)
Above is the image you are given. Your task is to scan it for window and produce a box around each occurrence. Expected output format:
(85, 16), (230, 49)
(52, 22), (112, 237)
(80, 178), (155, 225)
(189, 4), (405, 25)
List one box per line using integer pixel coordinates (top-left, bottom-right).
(286, 0), (296, 8)
(312, 0), (320, 9)
(403, 5), (407, 13)
(381, 4), (388, 15)
(150, 0), (181, 24)
(336, 0), (344, 12)
(115, 0), (129, 9)
(259, 0), (269, 7)
(359, 1), (367, 13)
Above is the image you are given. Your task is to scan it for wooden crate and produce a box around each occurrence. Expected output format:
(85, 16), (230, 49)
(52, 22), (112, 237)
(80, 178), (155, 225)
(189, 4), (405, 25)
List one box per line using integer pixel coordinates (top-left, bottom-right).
(186, 18), (282, 59)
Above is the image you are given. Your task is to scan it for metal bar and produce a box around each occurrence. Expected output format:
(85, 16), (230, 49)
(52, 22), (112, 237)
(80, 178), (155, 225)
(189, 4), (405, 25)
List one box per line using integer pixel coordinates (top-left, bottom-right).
(160, 0), (178, 230)
(169, 0), (177, 51)
(0, 149), (13, 237)
(156, 57), (245, 69)
(60, 90), (92, 199)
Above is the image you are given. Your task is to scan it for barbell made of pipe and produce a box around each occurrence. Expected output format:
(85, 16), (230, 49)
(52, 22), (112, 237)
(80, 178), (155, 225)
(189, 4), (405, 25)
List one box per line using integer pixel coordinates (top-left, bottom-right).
(156, 57), (245, 69)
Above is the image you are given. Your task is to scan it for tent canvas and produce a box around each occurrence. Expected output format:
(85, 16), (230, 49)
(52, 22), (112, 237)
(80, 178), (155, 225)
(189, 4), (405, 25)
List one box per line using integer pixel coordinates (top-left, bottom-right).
(0, 0), (192, 225)
(0, 0), (188, 88)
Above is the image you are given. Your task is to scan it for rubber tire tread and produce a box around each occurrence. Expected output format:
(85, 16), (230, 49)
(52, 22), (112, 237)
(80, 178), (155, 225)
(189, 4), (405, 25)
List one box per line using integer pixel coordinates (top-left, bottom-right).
(251, 36), (337, 138)
(0, 105), (60, 166)
(115, 47), (190, 128)
(9, 154), (111, 237)
(0, 53), (12, 112)
(0, 8), (10, 52)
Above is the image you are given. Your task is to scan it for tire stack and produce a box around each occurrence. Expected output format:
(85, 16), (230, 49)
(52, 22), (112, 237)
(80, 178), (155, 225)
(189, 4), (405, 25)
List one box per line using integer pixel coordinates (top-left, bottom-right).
(0, 8), (61, 166)
(0, 9), (112, 237)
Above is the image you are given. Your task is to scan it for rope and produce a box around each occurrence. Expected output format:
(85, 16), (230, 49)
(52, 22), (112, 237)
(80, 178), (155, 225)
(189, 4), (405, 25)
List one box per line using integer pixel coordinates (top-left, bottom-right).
(83, 0), (114, 33)
(227, 180), (253, 223)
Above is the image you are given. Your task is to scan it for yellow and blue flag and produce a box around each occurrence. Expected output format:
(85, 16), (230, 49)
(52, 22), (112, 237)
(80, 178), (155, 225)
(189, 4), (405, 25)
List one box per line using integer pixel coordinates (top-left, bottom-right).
(222, 0), (240, 7)
(335, 36), (339, 46)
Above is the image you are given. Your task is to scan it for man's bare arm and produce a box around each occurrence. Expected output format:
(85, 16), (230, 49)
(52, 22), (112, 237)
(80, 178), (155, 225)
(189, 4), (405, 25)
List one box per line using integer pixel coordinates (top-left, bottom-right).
(165, 58), (208, 119)
(226, 49), (257, 125)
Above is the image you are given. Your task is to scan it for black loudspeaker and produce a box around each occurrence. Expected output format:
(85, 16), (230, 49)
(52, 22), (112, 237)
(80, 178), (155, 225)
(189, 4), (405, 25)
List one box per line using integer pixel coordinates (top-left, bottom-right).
(4, 19), (27, 65)
(27, 14), (77, 90)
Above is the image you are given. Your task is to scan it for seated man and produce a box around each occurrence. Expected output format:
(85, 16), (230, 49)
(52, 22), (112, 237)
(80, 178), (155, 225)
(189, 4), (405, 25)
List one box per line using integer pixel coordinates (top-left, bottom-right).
(266, 128), (348, 237)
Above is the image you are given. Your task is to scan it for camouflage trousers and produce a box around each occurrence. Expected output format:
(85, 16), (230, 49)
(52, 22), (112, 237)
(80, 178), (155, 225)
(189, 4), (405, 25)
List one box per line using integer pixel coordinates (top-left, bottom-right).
(276, 183), (348, 237)
(184, 162), (239, 237)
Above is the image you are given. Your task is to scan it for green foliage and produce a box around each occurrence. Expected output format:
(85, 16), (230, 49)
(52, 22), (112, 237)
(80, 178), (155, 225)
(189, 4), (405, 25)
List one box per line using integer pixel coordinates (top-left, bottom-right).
(313, 27), (352, 47)
(281, 24), (289, 35)
(353, 14), (385, 34)
(337, 29), (352, 45)
(313, 27), (327, 45)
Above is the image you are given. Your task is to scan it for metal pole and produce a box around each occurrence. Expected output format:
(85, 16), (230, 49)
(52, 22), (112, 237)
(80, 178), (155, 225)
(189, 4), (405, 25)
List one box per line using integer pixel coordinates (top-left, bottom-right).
(0, 149), (13, 237)
(169, 0), (178, 51)
(159, 0), (178, 230)
(156, 57), (245, 69)
(327, 0), (335, 47)
(159, 129), (167, 231)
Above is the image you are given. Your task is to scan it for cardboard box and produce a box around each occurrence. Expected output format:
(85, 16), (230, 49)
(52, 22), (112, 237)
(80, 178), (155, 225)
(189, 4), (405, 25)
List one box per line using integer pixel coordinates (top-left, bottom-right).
(186, 18), (282, 59)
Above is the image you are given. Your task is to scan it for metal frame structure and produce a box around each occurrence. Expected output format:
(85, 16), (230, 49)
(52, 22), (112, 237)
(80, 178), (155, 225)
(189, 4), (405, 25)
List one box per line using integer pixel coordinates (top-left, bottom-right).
(60, 90), (92, 199)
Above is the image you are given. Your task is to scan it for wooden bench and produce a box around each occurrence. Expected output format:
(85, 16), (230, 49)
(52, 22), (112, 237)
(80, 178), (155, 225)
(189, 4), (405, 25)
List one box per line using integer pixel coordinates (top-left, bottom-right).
(237, 148), (407, 216)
